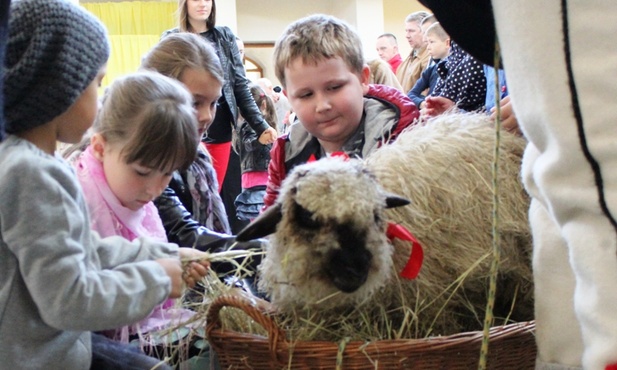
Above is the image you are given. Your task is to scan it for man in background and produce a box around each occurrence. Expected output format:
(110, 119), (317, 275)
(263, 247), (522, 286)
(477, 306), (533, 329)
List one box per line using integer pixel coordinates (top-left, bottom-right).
(376, 33), (402, 73)
(396, 11), (431, 93)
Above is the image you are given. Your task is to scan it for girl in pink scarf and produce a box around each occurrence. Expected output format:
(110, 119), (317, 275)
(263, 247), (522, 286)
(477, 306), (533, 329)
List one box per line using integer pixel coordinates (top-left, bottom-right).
(69, 71), (202, 344)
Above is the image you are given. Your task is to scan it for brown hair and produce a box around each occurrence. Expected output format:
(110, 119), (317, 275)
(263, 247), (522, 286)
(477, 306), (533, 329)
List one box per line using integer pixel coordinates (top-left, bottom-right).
(177, 0), (216, 32)
(273, 14), (364, 89)
(142, 32), (224, 85)
(367, 58), (403, 91)
(248, 83), (277, 130)
(94, 71), (198, 172)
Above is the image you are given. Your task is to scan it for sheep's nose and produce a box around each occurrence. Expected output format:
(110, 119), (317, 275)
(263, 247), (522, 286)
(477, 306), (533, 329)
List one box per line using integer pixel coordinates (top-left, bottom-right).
(331, 266), (368, 293)
(325, 247), (372, 293)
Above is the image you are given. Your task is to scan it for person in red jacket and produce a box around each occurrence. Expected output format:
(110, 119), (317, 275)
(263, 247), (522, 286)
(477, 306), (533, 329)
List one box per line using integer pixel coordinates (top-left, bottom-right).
(263, 14), (420, 209)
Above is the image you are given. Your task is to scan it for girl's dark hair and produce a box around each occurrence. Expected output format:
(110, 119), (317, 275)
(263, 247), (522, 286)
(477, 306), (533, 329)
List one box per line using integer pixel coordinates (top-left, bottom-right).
(249, 83), (277, 130)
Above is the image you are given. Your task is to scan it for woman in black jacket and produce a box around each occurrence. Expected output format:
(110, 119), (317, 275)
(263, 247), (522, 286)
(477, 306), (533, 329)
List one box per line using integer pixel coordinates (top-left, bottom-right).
(162, 0), (277, 195)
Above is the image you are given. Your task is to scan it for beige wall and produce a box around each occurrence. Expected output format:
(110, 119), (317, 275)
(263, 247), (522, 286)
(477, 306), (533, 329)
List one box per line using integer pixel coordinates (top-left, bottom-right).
(234, 0), (428, 85)
(383, 0), (429, 62)
(80, 0), (429, 86)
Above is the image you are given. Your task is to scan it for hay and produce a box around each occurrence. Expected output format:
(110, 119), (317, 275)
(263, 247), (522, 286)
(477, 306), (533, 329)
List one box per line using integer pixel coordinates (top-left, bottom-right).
(226, 113), (533, 342)
(366, 113), (533, 337)
(156, 113), (533, 352)
(134, 248), (265, 366)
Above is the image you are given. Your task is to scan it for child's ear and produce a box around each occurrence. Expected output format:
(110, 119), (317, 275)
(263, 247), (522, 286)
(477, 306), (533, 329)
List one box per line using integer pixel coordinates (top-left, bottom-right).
(361, 64), (371, 94)
(90, 133), (106, 161)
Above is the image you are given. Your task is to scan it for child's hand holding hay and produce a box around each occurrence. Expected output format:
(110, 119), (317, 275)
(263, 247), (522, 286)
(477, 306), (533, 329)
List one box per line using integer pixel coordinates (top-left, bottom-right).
(179, 248), (211, 289)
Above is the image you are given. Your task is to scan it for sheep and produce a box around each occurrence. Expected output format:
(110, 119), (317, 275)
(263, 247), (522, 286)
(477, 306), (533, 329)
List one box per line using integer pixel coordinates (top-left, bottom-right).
(236, 113), (533, 339)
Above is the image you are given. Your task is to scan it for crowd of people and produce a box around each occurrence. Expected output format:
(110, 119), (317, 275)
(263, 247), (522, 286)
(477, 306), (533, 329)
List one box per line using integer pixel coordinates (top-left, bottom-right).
(374, 10), (508, 119)
(0, 0), (615, 369)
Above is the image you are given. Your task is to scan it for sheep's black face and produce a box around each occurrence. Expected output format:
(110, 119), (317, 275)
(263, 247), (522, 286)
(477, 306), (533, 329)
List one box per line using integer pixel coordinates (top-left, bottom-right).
(292, 203), (374, 293)
(325, 223), (373, 293)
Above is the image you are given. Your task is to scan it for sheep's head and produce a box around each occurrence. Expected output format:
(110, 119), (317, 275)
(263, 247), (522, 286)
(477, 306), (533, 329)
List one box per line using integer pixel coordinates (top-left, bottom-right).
(237, 157), (409, 310)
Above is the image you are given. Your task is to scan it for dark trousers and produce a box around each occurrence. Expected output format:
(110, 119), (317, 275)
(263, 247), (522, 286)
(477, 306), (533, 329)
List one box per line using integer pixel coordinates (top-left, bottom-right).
(90, 332), (172, 370)
(221, 148), (249, 234)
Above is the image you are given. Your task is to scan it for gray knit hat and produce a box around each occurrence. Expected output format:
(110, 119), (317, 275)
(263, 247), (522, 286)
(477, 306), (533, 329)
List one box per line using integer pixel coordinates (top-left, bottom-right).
(4, 0), (110, 134)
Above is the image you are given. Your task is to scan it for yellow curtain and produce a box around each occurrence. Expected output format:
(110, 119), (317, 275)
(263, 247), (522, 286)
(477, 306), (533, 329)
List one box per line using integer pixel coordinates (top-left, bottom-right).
(82, 2), (178, 90)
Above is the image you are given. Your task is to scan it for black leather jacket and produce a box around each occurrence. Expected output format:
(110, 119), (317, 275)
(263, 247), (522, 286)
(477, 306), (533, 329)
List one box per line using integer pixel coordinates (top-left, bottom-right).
(154, 187), (263, 273)
(235, 119), (272, 174)
(162, 26), (270, 137)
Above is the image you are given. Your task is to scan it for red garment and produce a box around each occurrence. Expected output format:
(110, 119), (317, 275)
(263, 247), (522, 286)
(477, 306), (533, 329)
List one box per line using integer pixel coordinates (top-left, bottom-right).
(388, 53), (403, 73)
(264, 84), (420, 208)
(204, 141), (231, 189)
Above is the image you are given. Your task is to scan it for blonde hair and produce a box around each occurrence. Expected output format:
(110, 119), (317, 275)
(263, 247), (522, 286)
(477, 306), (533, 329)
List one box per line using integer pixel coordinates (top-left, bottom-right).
(177, 0), (216, 32)
(142, 33), (223, 85)
(425, 22), (449, 42)
(93, 71), (199, 172)
(367, 58), (403, 92)
(248, 83), (278, 130)
(420, 14), (437, 28)
(273, 14), (364, 88)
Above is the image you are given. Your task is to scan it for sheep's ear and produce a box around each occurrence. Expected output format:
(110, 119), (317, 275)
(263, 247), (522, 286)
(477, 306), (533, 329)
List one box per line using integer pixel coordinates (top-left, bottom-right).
(235, 203), (283, 241)
(385, 193), (411, 208)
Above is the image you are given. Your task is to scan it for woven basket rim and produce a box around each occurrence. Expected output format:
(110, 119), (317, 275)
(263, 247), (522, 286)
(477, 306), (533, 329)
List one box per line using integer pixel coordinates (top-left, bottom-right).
(205, 293), (536, 353)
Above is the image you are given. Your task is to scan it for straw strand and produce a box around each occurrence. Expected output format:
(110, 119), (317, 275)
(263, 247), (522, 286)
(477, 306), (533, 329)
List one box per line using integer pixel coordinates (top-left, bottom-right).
(478, 38), (503, 370)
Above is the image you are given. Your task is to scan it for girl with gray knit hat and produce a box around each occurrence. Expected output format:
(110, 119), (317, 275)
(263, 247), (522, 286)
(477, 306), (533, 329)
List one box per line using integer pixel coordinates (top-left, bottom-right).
(0, 1), (211, 368)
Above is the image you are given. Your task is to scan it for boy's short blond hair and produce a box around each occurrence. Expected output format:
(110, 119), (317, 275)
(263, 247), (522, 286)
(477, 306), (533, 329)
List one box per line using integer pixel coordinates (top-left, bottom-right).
(273, 14), (364, 89)
(425, 22), (449, 42)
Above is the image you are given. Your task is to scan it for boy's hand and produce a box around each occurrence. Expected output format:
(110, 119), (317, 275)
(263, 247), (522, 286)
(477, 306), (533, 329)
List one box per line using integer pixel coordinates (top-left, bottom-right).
(258, 127), (278, 145)
(421, 96), (455, 118)
(155, 258), (184, 298)
(490, 96), (522, 136)
(178, 248), (211, 288)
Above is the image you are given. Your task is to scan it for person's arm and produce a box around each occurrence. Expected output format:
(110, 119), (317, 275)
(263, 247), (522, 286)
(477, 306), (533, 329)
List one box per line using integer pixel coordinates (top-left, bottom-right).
(263, 136), (287, 209)
(421, 95), (456, 117)
(240, 120), (271, 153)
(160, 27), (178, 40)
(0, 156), (173, 331)
(407, 68), (432, 108)
(155, 186), (232, 249)
(220, 27), (276, 144)
(154, 186), (264, 273)
(490, 96), (521, 136)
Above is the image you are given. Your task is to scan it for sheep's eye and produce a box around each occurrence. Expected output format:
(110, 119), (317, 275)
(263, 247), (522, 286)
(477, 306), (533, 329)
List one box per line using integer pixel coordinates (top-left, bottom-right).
(294, 204), (320, 230)
(374, 211), (382, 224)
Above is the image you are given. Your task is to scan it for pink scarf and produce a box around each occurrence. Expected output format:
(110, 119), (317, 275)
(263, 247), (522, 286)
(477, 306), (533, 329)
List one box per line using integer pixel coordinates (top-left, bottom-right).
(75, 146), (167, 242)
(75, 146), (194, 342)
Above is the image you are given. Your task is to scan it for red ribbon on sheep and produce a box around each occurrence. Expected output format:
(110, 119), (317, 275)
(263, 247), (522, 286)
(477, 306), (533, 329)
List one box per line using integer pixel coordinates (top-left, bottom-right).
(386, 223), (424, 279)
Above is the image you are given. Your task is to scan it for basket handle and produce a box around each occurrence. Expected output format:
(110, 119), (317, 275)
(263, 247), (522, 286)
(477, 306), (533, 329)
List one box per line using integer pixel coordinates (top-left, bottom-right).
(206, 292), (286, 352)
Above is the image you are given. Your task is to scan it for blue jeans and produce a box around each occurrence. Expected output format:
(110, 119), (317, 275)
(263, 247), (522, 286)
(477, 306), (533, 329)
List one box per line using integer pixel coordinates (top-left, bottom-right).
(90, 332), (172, 370)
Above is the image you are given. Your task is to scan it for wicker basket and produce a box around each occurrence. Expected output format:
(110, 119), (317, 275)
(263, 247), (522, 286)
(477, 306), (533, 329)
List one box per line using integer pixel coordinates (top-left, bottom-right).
(206, 294), (537, 370)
